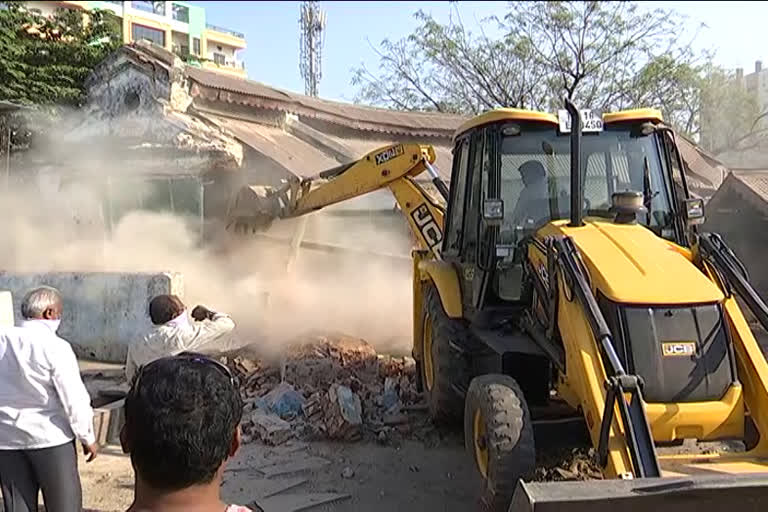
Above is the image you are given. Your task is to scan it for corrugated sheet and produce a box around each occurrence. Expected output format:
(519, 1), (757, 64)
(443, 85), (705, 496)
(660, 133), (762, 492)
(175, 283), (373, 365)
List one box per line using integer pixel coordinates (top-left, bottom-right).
(186, 66), (464, 138)
(733, 171), (768, 202)
(677, 137), (726, 191)
(203, 114), (338, 177)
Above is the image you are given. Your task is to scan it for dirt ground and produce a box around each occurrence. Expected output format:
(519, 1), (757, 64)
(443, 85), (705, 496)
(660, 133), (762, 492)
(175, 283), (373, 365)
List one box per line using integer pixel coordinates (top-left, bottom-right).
(78, 434), (483, 512)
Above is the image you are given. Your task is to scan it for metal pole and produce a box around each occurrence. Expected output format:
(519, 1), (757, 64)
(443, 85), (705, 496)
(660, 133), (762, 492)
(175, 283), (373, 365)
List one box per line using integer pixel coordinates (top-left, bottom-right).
(286, 216), (308, 273)
(565, 98), (584, 227)
(168, 177), (175, 213)
(199, 179), (205, 245)
(5, 125), (10, 191)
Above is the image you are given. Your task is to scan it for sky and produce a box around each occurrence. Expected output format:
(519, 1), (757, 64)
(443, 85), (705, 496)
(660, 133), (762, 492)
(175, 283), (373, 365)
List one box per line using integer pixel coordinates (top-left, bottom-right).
(193, 1), (768, 103)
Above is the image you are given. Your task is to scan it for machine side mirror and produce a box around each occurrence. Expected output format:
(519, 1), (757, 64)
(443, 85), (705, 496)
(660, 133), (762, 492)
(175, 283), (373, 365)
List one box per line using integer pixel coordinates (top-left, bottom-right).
(483, 198), (504, 226)
(682, 198), (705, 226)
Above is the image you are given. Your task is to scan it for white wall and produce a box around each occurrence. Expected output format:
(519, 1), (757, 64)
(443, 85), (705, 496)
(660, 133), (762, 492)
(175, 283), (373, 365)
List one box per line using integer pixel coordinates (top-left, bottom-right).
(24, 1), (62, 17)
(207, 42), (237, 62)
(0, 292), (12, 327)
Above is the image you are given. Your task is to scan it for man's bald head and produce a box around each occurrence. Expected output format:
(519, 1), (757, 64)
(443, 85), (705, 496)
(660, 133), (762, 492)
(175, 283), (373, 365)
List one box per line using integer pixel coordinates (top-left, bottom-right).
(149, 295), (186, 325)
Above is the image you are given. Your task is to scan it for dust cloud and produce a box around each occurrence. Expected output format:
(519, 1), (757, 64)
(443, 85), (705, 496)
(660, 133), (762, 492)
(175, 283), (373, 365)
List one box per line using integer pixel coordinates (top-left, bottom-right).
(1, 112), (416, 358)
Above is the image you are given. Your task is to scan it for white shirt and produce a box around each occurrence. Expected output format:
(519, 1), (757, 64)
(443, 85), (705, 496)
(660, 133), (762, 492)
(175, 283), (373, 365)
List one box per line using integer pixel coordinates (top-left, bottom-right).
(125, 311), (236, 382)
(0, 320), (96, 449)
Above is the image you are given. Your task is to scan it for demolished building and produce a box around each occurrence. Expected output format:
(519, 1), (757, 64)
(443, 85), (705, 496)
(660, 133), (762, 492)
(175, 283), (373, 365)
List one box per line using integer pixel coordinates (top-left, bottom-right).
(704, 170), (768, 297)
(75, 41), (462, 257)
(11, 41), (730, 259)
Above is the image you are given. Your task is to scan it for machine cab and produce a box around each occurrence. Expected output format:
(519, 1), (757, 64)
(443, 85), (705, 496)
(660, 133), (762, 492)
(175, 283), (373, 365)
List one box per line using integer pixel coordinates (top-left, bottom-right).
(441, 108), (697, 313)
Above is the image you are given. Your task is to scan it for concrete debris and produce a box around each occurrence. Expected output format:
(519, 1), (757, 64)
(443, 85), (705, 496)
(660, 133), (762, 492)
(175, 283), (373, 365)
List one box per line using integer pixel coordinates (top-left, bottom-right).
(325, 384), (363, 441)
(253, 477), (309, 499)
(219, 334), (428, 444)
(534, 448), (603, 481)
(252, 492), (351, 512)
(245, 411), (294, 446)
(255, 456), (331, 478)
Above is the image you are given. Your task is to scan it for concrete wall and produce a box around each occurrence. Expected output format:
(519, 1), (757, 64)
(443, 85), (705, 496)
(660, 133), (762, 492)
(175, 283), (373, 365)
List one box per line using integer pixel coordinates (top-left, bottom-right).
(0, 272), (183, 363)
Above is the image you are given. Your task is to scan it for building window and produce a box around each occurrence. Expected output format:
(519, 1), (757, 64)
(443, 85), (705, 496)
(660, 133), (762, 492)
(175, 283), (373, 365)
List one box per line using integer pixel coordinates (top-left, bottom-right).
(172, 3), (189, 23)
(131, 23), (165, 46)
(213, 53), (226, 65)
(193, 37), (200, 55)
(132, 1), (165, 16)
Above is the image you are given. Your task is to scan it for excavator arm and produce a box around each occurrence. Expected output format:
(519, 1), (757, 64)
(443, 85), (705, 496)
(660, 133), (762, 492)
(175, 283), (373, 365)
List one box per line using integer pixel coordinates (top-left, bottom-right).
(226, 143), (449, 258)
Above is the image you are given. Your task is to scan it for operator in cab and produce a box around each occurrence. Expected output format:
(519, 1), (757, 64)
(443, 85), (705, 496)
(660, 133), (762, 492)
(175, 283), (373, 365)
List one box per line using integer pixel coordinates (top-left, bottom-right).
(510, 160), (550, 228)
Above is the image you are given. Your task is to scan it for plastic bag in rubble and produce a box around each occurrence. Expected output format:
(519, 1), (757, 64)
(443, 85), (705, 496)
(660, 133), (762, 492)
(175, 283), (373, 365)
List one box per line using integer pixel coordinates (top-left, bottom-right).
(333, 385), (362, 425)
(260, 382), (306, 419)
(382, 376), (401, 412)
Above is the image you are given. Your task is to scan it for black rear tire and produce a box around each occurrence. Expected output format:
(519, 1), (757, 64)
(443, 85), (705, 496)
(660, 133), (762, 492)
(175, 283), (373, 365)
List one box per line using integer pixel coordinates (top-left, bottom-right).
(420, 284), (465, 424)
(464, 374), (536, 512)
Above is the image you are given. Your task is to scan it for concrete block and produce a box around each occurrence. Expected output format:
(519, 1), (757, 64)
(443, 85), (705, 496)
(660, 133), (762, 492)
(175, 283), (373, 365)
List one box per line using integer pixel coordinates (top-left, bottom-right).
(0, 291), (12, 327)
(0, 272), (183, 362)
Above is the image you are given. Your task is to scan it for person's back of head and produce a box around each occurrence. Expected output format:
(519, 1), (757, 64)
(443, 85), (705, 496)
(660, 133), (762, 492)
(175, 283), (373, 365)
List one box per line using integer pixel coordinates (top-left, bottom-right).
(122, 353), (243, 493)
(148, 294), (185, 325)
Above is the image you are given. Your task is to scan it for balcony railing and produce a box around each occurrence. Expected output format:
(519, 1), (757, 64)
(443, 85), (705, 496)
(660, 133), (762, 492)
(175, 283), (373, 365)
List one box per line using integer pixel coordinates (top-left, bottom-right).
(205, 23), (244, 39)
(132, 1), (165, 16)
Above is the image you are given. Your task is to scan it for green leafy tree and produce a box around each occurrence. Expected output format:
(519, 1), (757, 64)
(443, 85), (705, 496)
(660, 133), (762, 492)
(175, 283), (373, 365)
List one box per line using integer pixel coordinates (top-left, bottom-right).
(352, 1), (706, 134)
(0, 1), (121, 106)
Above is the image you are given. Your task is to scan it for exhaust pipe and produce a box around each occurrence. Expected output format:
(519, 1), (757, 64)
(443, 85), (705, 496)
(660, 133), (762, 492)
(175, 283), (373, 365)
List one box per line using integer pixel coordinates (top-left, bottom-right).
(565, 98), (583, 227)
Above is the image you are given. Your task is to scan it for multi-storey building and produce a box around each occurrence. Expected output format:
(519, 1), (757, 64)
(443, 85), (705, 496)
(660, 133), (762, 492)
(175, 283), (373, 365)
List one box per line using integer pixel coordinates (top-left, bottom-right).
(23, 1), (247, 77)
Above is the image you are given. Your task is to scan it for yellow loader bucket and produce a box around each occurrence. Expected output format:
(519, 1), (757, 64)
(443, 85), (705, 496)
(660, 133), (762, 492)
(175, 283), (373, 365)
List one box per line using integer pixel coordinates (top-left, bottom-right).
(509, 474), (768, 512)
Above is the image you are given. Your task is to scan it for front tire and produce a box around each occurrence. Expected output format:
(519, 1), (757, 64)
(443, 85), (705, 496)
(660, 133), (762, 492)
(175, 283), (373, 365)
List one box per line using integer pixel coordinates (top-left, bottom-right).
(420, 284), (465, 423)
(464, 374), (536, 512)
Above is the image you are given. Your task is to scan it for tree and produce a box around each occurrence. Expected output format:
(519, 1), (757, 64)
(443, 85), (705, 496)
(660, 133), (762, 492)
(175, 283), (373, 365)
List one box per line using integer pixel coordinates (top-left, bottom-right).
(351, 9), (548, 113)
(698, 66), (759, 154)
(0, 1), (121, 106)
(352, 1), (704, 128)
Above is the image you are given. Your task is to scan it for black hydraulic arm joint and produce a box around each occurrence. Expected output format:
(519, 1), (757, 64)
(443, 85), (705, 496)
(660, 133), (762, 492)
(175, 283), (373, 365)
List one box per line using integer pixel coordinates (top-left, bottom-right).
(699, 232), (768, 331)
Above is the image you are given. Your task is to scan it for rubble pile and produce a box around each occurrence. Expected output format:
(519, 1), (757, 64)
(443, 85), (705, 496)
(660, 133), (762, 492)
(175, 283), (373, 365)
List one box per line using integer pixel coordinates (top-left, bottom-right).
(534, 448), (603, 481)
(219, 334), (426, 446)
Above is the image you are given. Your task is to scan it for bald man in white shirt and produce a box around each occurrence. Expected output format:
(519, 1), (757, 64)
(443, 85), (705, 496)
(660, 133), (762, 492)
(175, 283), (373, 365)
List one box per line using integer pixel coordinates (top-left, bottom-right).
(0, 286), (98, 512)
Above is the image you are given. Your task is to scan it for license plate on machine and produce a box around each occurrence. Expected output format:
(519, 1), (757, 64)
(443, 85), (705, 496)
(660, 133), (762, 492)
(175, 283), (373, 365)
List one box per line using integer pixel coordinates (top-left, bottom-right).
(558, 109), (603, 133)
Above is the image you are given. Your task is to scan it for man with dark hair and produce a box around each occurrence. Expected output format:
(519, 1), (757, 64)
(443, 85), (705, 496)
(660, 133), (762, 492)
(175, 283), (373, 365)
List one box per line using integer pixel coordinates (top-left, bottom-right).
(510, 159), (550, 227)
(121, 352), (252, 512)
(0, 286), (98, 512)
(125, 295), (235, 381)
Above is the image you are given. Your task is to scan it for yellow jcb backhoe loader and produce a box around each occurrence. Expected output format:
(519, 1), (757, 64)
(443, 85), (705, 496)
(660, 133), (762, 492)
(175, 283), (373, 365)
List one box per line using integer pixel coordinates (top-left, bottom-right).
(227, 99), (768, 512)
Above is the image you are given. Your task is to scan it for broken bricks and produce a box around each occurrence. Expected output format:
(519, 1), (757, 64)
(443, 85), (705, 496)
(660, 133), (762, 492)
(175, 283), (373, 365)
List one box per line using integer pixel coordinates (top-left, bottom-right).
(246, 410), (294, 446)
(324, 384), (363, 441)
(222, 334), (425, 443)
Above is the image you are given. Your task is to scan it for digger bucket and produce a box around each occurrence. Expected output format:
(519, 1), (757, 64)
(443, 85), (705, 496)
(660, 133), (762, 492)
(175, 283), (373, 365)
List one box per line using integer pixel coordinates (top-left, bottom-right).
(508, 474), (768, 512)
